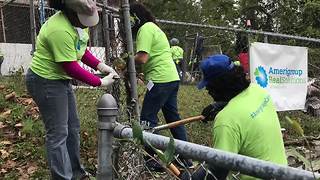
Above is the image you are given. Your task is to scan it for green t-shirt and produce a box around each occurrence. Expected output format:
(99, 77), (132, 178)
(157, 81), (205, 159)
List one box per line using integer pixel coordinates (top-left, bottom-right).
(30, 11), (89, 80)
(213, 84), (287, 179)
(171, 45), (184, 64)
(136, 22), (179, 83)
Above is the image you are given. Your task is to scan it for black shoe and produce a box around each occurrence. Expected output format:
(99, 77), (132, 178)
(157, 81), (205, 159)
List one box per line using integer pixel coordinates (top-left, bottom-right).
(145, 159), (165, 172)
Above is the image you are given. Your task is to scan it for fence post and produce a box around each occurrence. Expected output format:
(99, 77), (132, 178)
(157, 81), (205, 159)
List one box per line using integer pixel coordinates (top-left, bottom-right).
(102, 0), (111, 63)
(29, 0), (36, 54)
(121, 0), (140, 119)
(97, 94), (118, 180)
(0, 7), (6, 42)
(182, 30), (188, 84)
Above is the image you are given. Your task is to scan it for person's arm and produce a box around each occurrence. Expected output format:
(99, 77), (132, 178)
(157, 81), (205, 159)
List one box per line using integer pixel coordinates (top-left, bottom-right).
(135, 24), (152, 64)
(134, 51), (149, 64)
(81, 49), (101, 70)
(61, 61), (101, 87)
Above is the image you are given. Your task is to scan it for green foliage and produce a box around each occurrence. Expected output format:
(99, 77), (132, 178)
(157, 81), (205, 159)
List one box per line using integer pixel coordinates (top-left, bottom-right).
(131, 120), (176, 166)
(132, 120), (144, 144)
(285, 116), (304, 136)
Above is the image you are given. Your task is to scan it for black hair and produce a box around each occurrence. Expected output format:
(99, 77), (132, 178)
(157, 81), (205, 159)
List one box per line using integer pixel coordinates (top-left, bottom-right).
(235, 32), (248, 54)
(48, 0), (65, 10)
(206, 65), (250, 102)
(129, 2), (156, 37)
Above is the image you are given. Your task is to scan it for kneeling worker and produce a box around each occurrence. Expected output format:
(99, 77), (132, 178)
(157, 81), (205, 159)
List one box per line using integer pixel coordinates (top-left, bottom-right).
(182, 54), (287, 179)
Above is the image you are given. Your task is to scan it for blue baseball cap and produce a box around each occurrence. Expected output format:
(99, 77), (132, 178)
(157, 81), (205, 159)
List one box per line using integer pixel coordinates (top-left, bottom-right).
(197, 54), (234, 89)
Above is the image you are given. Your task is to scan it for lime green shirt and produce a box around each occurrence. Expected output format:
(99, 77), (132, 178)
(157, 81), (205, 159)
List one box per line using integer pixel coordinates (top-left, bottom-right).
(171, 45), (184, 64)
(213, 84), (287, 179)
(136, 22), (179, 83)
(30, 11), (89, 80)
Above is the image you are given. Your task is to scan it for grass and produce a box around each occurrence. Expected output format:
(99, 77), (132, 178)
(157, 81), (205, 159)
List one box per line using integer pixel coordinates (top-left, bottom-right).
(0, 75), (320, 179)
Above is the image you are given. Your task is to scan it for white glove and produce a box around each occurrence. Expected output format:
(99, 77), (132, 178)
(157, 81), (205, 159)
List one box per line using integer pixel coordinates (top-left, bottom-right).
(100, 74), (115, 87)
(97, 63), (115, 74)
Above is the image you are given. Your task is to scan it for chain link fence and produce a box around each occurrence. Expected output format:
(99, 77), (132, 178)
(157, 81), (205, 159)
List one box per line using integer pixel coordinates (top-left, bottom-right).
(1, 1), (320, 179)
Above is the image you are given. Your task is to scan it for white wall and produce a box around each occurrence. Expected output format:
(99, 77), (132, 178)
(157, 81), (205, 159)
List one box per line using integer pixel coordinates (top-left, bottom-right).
(0, 43), (106, 75)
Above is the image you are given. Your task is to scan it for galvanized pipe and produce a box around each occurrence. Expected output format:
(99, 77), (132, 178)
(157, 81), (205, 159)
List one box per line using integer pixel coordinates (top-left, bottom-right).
(121, 0), (140, 119)
(113, 124), (320, 180)
(102, 0), (111, 63)
(97, 94), (118, 180)
(29, 0), (36, 54)
(157, 19), (320, 43)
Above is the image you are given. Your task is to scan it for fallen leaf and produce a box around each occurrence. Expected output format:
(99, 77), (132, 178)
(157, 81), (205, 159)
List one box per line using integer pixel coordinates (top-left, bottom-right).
(18, 98), (34, 106)
(0, 122), (7, 129)
(15, 123), (23, 128)
(0, 109), (11, 118)
(0, 168), (7, 174)
(4, 160), (16, 169)
(0, 149), (10, 159)
(0, 140), (12, 145)
(5, 92), (16, 101)
(18, 174), (29, 180)
(27, 166), (37, 175)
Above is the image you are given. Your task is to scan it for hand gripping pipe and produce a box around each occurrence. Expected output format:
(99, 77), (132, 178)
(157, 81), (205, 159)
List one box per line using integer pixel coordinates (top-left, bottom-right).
(113, 123), (320, 180)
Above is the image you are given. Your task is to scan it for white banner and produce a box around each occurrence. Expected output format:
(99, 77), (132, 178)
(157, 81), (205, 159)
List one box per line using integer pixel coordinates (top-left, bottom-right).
(250, 42), (308, 111)
(0, 43), (105, 75)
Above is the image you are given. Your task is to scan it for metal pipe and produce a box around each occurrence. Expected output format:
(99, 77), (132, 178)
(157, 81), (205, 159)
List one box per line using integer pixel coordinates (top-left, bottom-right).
(29, 0), (36, 54)
(264, 35), (268, 43)
(0, 8), (6, 42)
(96, 2), (120, 13)
(113, 124), (320, 180)
(102, 0), (111, 63)
(97, 94), (118, 180)
(181, 30), (188, 84)
(121, 0), (140, 119)
(157, 19), (320, 43)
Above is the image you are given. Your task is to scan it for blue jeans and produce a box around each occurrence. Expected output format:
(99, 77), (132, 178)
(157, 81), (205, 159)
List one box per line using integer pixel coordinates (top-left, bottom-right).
(140, 81), (187, 141)
(26, 69), (85, 180)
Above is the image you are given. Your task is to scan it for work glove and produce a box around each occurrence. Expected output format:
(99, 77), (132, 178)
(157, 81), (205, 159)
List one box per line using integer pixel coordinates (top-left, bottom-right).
(100, 73), (117, 87)
(201, 101), (227, 123)
(97, 63), (120, 78)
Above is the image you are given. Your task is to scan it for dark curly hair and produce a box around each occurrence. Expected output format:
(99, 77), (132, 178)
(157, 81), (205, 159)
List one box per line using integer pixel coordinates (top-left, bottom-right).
(130, 2), (156, 37)
(48, 0), (65, 10)
(206, 65), (250, 102)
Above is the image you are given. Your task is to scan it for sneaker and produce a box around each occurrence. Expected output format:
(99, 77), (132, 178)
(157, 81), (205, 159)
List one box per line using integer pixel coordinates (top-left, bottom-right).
(145, 159), (165, 172)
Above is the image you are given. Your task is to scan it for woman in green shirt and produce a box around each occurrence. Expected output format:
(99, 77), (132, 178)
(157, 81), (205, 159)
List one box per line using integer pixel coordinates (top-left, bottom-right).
(130, 2), (192, 171)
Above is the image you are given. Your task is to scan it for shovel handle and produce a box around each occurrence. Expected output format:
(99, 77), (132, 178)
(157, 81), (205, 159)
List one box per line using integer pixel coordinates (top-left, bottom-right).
(153, 115), (205, 132)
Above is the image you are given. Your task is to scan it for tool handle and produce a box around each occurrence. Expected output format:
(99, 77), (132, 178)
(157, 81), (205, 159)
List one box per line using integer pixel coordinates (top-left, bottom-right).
(153, 115), (204, 132)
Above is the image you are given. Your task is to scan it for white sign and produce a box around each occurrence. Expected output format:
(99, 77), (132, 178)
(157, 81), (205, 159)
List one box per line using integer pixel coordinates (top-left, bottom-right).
(250, 42), (308, 111)
(0, 43), (105, 75)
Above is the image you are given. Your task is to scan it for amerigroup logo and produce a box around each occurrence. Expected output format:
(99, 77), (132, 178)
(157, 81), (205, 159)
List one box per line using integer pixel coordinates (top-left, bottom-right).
(254, 66), (307, 88)
(254, 66), (268, 88)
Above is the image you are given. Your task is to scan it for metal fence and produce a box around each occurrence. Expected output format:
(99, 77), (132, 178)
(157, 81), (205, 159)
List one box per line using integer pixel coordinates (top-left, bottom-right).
(1, 0), (320, 179)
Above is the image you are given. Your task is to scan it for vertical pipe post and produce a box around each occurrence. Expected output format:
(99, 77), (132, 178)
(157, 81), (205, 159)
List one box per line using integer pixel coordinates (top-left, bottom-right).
(102, 0), (111, 63)
(29, 0), (36, 54)
(264, 34), (268, 43)
(182, 31), (188, 84)
(1, 8), (6, 42)
(121, 0), (140, 119)
(39, 0), (45, 25)
(97, 94), (118, 180)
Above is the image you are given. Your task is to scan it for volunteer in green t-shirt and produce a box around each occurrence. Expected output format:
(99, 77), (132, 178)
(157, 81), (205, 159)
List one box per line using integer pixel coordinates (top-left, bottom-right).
(170, 38), (184, 78)
(181, 54), (287, 180)
(130, 2), (192, 171)
(25, 0), (118, 179)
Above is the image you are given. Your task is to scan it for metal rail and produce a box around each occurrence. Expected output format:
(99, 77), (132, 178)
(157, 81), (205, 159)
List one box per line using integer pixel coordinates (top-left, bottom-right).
(113, 123), (320, 180)
(157, 19), (320, 43)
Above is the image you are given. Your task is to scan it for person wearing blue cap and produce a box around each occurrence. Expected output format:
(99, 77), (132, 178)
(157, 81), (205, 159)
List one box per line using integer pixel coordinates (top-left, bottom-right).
(180, 54), (287, 179)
